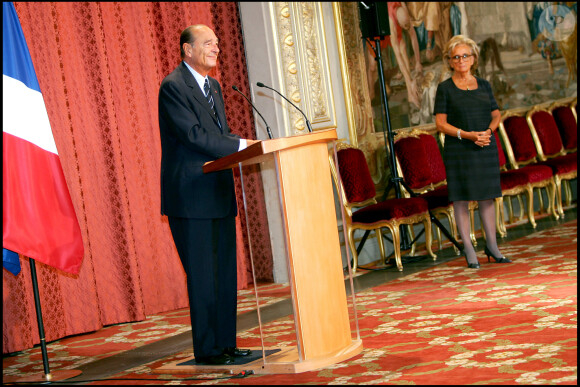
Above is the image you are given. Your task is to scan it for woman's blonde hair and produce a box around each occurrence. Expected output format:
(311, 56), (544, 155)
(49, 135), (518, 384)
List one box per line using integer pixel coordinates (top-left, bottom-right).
(443, 35), (479, 73)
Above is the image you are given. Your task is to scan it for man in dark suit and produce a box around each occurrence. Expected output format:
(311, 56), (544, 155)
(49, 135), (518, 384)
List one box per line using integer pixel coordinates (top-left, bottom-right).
(158, 24), (255, 365)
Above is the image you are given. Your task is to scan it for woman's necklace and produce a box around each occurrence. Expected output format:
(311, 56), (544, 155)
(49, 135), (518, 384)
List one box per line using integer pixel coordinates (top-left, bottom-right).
(456, 75), (472, 90)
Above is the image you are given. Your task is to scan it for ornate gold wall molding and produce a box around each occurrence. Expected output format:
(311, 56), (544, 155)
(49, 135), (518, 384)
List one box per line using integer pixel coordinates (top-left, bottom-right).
(272, 2), (336, 134)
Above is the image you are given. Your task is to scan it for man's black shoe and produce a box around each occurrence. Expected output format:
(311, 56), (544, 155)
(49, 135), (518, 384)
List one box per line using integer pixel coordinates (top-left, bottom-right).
(195, 353), (234, 365)
(224, 347), (252, 357)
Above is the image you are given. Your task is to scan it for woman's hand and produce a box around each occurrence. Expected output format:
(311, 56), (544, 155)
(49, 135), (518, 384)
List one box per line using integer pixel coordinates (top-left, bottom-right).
(472, 130), (491, 148)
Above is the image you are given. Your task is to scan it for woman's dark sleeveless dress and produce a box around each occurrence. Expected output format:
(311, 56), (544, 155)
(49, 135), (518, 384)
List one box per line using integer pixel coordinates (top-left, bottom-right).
(433, 77), (502, 202)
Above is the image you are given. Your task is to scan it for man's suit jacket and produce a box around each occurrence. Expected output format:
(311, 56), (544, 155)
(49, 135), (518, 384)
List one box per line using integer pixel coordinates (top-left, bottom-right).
(159, 62), (240, 218)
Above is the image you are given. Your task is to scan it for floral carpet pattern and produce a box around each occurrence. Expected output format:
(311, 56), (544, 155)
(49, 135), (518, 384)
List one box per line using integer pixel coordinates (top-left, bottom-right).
(3, 220), (577, 385)
(2, 283), (290, 379)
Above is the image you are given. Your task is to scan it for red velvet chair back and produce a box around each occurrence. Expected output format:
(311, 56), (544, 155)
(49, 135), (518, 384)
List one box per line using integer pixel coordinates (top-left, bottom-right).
(528, 109), (564, 157)
(336, 147), (376, 203)
(551, 106), (577, 151)
(502, 115), (538, 164)
(418, 133), (447, 184)
(394, 134), (433, 190)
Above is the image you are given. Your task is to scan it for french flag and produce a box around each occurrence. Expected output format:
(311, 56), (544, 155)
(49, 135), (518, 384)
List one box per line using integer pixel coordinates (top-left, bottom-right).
(3, 2), (84, 275)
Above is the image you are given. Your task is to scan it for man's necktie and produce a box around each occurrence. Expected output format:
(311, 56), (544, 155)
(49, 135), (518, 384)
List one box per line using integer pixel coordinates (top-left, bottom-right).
(203, 78), (214, 110)
(203, 78), (221, 128)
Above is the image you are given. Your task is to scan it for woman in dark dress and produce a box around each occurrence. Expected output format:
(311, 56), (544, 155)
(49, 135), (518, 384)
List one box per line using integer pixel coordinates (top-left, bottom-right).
(434, 35), (511, 269)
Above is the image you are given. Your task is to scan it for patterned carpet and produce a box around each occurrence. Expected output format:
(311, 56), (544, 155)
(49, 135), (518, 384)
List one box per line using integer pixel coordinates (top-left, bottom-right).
(3, 219), (577, 385)
(2, 284), (292, 382)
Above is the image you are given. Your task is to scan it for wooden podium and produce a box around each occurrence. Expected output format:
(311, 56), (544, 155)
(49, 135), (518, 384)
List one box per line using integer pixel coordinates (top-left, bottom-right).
(204, 129), (362, 373)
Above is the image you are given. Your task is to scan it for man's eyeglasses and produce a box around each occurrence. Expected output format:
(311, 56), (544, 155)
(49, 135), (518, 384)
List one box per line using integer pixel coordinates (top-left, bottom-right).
(451, 54), (474, 62)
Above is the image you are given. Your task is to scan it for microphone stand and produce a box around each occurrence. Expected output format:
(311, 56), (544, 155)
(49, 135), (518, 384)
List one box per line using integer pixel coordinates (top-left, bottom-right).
(357, 37), (412, 254)
(372, 38), (402, 202)
(232, 85), (273, 139)
(256, 82), (312, 133)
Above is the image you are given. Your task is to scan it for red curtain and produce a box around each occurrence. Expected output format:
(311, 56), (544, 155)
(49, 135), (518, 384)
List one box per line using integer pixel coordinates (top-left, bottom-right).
(210, 3), (274, 283)
(3, 2), (273, 355)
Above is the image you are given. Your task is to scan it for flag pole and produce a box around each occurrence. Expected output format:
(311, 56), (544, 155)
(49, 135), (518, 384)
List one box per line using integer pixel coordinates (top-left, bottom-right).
(28, 258), (52, 379)
(3, 259), (82, 384)
(28, 258), (82, 381)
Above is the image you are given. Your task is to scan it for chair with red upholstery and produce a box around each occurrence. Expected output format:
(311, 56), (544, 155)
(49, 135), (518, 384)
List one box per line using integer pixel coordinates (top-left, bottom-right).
(498, 109), (559, 222)
(329, 142), (436, 272)
(394, 129), (460, 253)
(549, 98), (577, 154)
(526, 105), (577, 217)
(493, 129), (555, 231)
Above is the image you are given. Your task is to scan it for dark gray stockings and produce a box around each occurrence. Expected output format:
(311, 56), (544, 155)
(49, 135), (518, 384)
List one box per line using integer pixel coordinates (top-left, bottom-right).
(478, 198), (502, 258)
(453, 199), (502, 265)
(453, 200), (477, 264)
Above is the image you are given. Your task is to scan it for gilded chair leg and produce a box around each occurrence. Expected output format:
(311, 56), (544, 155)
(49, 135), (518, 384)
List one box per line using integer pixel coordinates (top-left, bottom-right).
(507, 196), (515, 223)
(525, 185), (537, 228)
(560, 179), (571, 217)
(516, 194), (525, 222)
(408, 225), (417, 256)
(501, 198), (507, 236)
(347, 228), (359, 273)
(469, 204), (477, 247)
(548, 180), (559, 220)
(564, 180), (572, 208)
(375, 228), (386, 263)
(537, 187), (545, 214)
(388, 225), (403, 271)
(447, 212), (460, 255)
(495, 197), (507, 238)
(424, 215), (437, 261)
(554, 176), (564, 218)
(495, 197), (506, 237)
(501, 198), (508, 236)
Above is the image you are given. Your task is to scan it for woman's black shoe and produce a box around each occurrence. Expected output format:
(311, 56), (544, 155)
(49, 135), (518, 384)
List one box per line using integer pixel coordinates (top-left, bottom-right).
(467, 262), (480, 269)
(462, 250), (480, 269)
(485, 247), (512, 263)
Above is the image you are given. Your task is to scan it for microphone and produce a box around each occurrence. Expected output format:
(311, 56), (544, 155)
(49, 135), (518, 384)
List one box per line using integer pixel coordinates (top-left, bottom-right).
(232, 85), (273, 139)
(256, 82), (313, 133)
